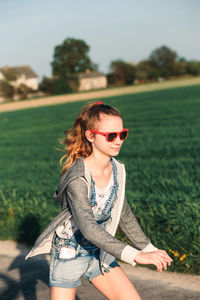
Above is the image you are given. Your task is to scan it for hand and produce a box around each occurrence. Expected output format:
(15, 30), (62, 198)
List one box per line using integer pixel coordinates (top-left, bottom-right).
(134, 250), (173, 272)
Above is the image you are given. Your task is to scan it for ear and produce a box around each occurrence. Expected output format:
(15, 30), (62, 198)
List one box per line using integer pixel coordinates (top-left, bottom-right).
(85, 130), (95, 143)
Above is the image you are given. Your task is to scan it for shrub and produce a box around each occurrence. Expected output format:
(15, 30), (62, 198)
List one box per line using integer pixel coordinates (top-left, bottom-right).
(0, 80), (14, 99)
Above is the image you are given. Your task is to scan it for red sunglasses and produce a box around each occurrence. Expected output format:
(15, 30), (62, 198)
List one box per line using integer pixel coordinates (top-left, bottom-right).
(89, 128), (129, 142)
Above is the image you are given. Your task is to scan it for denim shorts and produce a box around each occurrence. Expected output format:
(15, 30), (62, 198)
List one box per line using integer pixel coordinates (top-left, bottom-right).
(49, 234), (120, 288)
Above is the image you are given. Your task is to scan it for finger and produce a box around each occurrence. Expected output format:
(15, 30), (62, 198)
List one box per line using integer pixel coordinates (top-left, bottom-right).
(154, 255), (169, 271)
(156, 250), (171, 258)
(158, 257), (167, 271)
(159, 255), (171, 269)
(157, 250), (173, 261)
(156, 251), (173, 262)
(161, 259), (168, 270)
(167, 260), (172, 266)
(152, 258), (163, 272)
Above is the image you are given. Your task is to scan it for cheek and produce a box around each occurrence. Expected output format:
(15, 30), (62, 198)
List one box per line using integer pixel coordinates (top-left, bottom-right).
(94, 134), (105, 143)
(94, 136), (109, 148)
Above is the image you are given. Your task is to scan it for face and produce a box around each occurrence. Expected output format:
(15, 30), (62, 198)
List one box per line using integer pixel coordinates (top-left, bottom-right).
(86, 114), (125, 157)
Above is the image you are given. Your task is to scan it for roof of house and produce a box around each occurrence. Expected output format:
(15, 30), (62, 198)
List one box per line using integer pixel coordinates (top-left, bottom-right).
(0, 65), (38, 79)
(78, 70), (105, 79)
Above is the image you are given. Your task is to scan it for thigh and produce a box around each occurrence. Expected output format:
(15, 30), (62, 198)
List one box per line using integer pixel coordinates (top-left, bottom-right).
(91, 265), (141, 300)
(50, 286), (76, 300)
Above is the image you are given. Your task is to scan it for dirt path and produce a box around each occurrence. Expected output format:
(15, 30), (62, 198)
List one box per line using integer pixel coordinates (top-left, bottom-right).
(0, 241), (200, 300)
(0, 77), (199, 113)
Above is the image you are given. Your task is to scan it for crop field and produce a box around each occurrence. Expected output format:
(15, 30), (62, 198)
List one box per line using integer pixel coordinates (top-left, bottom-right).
(0, 84), (200, 274)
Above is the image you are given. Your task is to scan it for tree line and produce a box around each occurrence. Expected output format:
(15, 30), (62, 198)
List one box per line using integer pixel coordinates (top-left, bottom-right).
(1, 38), (200, 100)
(40, 38), (200, 94)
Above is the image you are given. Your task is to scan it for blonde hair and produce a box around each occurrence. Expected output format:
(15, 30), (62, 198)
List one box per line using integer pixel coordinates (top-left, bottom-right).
(59, 102), (121, 174)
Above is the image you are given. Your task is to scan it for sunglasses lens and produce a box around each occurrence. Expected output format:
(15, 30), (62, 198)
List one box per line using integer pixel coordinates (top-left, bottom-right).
(120, 130), (128, 140)
(107, 133), (117, 141)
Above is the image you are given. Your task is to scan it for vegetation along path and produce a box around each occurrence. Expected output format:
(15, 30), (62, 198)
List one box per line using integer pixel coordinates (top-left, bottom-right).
(0, 77), (199, 113)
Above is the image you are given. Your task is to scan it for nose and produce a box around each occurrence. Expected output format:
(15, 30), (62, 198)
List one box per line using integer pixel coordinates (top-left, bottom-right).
(114, 135), (123, 145)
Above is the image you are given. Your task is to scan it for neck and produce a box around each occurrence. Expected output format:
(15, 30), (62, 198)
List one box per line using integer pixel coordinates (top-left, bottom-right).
(84, 152), (111, 174)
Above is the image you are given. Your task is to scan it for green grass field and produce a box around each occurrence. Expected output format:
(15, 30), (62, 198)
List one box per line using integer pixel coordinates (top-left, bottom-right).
(0, 84), (200, 273)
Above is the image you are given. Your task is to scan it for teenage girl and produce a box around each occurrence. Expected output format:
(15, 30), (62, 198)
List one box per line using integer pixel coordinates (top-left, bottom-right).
(26, 101), (172, 300)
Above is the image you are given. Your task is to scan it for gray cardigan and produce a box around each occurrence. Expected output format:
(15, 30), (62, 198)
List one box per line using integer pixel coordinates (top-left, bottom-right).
(26, 157), (157, 270)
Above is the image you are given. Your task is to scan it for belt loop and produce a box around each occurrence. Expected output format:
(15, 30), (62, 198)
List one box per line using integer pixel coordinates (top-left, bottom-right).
(100, 262), (105, 275)
(76, 243), (81, 255)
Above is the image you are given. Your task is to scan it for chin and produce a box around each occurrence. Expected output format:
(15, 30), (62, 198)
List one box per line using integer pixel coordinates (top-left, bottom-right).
(101, 148), (121, 157)
(112, 153), (119, 157)
(111, 149), (120, 156)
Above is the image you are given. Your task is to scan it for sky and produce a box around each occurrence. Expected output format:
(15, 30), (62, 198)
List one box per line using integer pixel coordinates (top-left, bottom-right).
(0, 0), (199, 80)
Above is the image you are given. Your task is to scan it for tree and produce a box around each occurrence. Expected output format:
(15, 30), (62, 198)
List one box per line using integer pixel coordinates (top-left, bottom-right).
(53, 77), (73, 95)
(39, 76), (54, 94)
(16, 84), (31, 99)
(149, 45), (178, 77)
(51, 38), (97, 93)
(173, 60), (187, 76)
(108, 60), (136, 86)
(39, 76), (73, 95)
(135, 60), (160, 80)
(51, 38), (96, 78)
(0, 80), (14, 99)
(187, 60), (200, 76)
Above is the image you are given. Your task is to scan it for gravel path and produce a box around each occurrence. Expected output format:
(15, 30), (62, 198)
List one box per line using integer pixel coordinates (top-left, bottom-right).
(0, 77), (199, 113)
(0, 241), (200, 300)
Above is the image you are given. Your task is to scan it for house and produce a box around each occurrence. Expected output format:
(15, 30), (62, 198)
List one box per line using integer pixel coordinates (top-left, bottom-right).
(0, 65), (38, 90)
(78, 70), (107, 92)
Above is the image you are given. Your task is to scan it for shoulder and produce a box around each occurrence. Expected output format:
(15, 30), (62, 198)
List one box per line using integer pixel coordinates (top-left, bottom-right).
(65, 158), (85, 179)
(54, 158), (87, 202)
(61, 157), (86, 183)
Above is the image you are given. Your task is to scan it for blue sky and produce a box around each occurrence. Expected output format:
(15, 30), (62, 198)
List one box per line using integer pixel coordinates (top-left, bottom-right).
(0, 0), (199, 80)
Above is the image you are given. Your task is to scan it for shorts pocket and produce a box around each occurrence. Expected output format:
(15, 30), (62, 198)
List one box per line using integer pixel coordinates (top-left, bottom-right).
(58, 246), (77, 260)
(51, 251), (88, 282)
(53, 235), (80, 261)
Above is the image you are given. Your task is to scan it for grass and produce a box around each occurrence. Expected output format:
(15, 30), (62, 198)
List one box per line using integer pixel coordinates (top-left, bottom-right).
(0, 84), (200, 273)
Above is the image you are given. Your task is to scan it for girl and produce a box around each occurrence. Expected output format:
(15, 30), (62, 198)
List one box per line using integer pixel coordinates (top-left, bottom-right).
(26, 101), (172, 300)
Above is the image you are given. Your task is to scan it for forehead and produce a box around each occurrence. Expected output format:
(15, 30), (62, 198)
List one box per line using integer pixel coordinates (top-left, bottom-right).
(96, 114), (123, 131)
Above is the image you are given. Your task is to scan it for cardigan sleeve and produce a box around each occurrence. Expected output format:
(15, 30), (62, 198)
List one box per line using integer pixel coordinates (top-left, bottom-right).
(119, 196), (157, 252)
(66, 177), (141, 264)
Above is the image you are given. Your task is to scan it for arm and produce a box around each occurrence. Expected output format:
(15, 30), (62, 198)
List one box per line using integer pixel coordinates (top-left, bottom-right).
(119, 196), (173, 271)
(118, 196), (157, 265)
(66, 177), (140, 265)
(119, 196), (157, 251)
